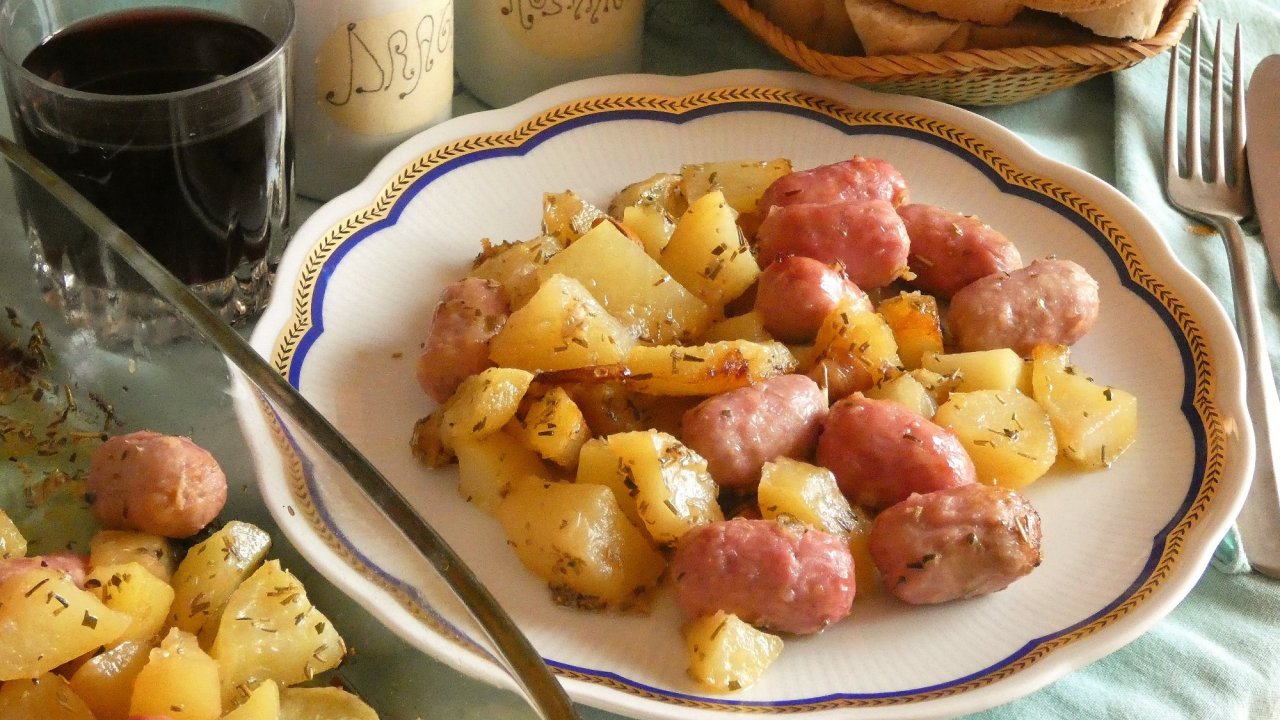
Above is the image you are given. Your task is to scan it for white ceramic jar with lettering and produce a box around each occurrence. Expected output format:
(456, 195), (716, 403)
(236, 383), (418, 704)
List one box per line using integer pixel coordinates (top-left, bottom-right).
(457, 0), (644, 109)
(294, 0), (455, 200)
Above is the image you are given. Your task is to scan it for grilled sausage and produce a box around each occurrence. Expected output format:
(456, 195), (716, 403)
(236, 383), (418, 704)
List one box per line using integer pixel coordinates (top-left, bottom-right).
(0, 551), (89, 588)
(756, 156), (909, 213)
(816, 393), (976, 511)
(898, 203), (1023, 298)
(869, 483), (1042, 605)
(755, 199), (911, 289)
(416, 277), (510, 404)
(681, 374), (828, 491)
(946, 257), (1100, 356)
(86, 431), (227, 539)
(753, 255), (869, 344)
(672, 518), (855, 635)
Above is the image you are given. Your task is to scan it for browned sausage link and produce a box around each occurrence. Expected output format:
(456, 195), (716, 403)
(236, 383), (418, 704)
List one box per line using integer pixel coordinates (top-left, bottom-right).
(86, 431), (228, 539)
(755, 199), (911, 289)
(672, 518), (855, 635)
(946, 257), (1100, 356)
(754, 256), (868, 344)
(416, 277), (510, 404)
(816, 393), (976, 512)
(680, 374), (828, 491)
(868, 484), (1042, 605)
(756, 156), (909, 214)
(898, 203), (1023, 299)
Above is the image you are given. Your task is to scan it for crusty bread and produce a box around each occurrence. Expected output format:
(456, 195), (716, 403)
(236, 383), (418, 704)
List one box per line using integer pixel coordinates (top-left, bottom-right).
(846, 1), (1096, 56)
(845, 0), (969, 55)
(967, 9), (1097, 48)
(889, 0), (1023, 26)
(1019, 0), (1132, 11)
(756, 0), (862, 54)
(1062, 0), (1166, 39)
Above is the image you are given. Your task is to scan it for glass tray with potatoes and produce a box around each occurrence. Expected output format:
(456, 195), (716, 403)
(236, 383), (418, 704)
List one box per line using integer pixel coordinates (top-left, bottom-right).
(716, 0), (1199, 105)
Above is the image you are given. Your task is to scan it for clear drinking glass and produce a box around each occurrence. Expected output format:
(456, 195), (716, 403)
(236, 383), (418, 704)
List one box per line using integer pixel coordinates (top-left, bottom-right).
(0, 0), (295, 334)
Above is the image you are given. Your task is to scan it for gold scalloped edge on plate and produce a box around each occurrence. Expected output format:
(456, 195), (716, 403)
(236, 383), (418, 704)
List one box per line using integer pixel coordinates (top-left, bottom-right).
(264, 84), (1227, 711)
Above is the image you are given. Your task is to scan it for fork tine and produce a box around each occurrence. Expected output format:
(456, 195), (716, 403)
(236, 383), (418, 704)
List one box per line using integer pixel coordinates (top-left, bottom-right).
(1232, 24), (1247, 188)
(1186, 15), (1202, 180)
(1209, 20), (1225, 183)
(1165, 36), (1181, 182)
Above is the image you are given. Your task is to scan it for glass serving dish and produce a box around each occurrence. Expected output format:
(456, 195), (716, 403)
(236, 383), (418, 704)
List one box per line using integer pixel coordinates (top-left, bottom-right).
(0, 135), (591, 719)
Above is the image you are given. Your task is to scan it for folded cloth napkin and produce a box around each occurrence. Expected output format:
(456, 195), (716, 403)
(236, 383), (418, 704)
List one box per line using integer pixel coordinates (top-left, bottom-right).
(1112, 0), (1280, 576)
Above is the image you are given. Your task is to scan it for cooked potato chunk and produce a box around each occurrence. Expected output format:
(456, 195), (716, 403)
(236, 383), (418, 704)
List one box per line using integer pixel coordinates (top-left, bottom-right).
(934, 389), (1057, 489)
(212, 560), (347, 707)
(489, 274), (636, 371)
(223, 678), (280, 720)
(876, 291), (944, 369)
(454, 427), (555, 513)
(84, 562), (174, 645)
(620, 203), (675, 259)
(168, 520), (272, 649)
(865, 371), (937, 418)
(1031, 345), (1138, 468)
(88, 530), (178, 583)
(69, 639), (156, 720)
(542, 189), (607, 244)
(661, 190), (760, 308)
(578, 430), (724, 545)
(758, 458), (860, 537)
(608, 171), (686, 221)
(0, 672), (96, 719)
(0, 568), (132, 680)
(679, 159), (792, 216)
(806, 296), (900, 397)
(538, 219), (715, 344)
(922, 348), (1030, 394)
(130, 628), (221, 720)
(620, 339), (796, 396)
(698, 310), (774, 343)
(495, 480), (666, 610)
(683, 611), (783, 692)
(0, 508), (26, 560)
(279, 685), (379, 720)
(469, 234), (564, 309)
(410, 408), (455, 468)
(519, 385), (591, 468)
(440, 367), (534, 444)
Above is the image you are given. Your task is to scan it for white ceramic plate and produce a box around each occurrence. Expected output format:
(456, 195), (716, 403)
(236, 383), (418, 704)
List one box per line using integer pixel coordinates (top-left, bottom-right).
(238, 70), (1252, 719)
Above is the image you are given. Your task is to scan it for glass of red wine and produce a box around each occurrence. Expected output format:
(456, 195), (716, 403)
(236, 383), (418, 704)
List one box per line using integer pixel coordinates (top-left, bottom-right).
(0, 0), (294, 332)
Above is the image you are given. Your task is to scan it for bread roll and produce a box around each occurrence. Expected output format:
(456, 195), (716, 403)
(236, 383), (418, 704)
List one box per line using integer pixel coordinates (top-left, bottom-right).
(845, 0), (969, 55)
(967, 9), (1096, 48)
(1061, 0), (1167, 39)
(889, 0), (1023, 26)
(756, 0), (862, 54)
(1018, 0), (1130, 11)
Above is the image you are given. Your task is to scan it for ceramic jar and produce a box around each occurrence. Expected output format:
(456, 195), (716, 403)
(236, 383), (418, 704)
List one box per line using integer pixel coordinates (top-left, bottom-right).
(456, 0), (644, 108)
(294, 0), (455, 200)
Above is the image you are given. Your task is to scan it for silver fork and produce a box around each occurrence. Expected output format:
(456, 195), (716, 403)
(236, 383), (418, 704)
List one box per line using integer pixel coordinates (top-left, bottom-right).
(1165, 17), (1280, 577)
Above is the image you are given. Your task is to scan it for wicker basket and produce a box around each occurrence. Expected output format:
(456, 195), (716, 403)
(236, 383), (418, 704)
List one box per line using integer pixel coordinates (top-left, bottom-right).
(716, 0), (1199, 105)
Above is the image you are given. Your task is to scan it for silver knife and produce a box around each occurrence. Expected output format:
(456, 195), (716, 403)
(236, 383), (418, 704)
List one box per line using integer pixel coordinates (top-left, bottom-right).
(1249, 55), (1280, 288)
(1241, 54), (1280, 577)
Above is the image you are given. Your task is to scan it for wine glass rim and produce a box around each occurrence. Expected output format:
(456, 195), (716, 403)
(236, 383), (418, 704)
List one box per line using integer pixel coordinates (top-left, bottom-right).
(0, 0), (296, 103)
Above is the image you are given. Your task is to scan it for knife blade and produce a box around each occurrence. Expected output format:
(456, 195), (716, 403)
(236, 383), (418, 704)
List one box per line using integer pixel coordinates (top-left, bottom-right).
(1248, 54), (1280, 288)
(1240, 54), (1280, 577)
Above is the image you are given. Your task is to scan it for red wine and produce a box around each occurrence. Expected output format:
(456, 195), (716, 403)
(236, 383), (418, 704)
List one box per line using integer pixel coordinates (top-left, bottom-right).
(15, 8), (288, 286)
